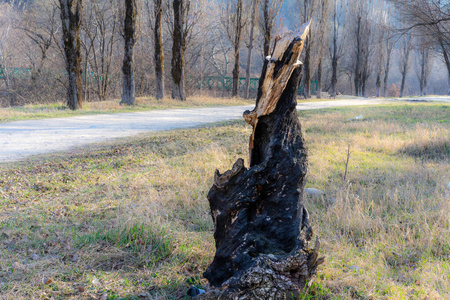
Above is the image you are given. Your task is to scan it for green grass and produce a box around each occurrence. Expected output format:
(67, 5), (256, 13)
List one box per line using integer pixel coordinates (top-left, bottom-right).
(0, 103), (449, 299)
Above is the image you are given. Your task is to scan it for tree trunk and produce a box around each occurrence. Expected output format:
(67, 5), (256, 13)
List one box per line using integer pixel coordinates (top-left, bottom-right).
(316, 58), (322, 98)
(382, 44), (392, 97)
(171, 0), (186, 100)
(232, 0), (244, 98)
(59, 0), (83, 110)
(303, 32), (311, 98)
(154, 0), (164, 100)
(201, 22), (323, 300)
(399, 47), (410, 98)
(244, 0), (257, 99)
(120, 0), (137, 106)
(419, 49), (426, 96)
(330, 2), (338, 98)
(376, 72), (381, 97)
(262, 0), (271, 58)
(439, 41), (450, 96)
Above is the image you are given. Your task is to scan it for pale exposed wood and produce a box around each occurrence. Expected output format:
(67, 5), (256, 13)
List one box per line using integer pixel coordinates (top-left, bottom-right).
(244, 21), (311, 163)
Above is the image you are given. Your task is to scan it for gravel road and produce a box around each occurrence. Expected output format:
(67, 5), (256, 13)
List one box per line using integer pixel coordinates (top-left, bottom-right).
(0, 98), (447, 163)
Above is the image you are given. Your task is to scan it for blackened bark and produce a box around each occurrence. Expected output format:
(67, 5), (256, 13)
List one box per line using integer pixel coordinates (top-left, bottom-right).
(154, 0), (164, 100)
(202, 22), (323, 299)
(121, 0), (137, 106)
(59, 0), (83, 110)
(171, 0), (186, 101)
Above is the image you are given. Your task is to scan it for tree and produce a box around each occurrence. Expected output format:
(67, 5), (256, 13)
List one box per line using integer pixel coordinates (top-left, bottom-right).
(329, 0), (348, 97)
(153, 0), (164, 100)
(415, 37), (433, 96)
(314, 0), (330, 98)
(351, 0), (371, 97)
(81, 0), (119, 101)
(390, 0), (450, 94)
(260, 0), (282, 58)
(16, 2), (58, 83)
(222, 0), (246, 98)
(120, 0), (137, 105)
(244, 0), (258, 99)
(171, 0), (186, 100)
(382, 13), (394, 98)
(398, 31), (412, 97)
(298, 0), (315, 98)
(58, 0), (83, 110)
(0, 3), (15, 106)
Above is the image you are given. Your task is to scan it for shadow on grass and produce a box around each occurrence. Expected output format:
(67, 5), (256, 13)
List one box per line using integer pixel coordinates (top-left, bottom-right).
(400, 138), (450, 161)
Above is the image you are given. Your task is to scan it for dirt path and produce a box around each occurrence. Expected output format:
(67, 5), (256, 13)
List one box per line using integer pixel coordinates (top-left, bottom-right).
(0, 98), (447, 163)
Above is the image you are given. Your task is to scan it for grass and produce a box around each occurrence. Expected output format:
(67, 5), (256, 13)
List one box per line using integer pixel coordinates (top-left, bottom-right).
(0, 102), (449, 299)
(0, 96), (254, 123)
(0, 94), (371, 124)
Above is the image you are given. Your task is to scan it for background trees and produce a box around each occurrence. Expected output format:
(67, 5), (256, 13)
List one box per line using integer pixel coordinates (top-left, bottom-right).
(1, 0), (450, 108)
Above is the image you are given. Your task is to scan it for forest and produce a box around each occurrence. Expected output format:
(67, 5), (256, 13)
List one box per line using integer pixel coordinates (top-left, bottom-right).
(0, 0), (449, 108)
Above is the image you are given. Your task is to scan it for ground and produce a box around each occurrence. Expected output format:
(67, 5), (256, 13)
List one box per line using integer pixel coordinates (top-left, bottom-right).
(0, 102), (449, 299)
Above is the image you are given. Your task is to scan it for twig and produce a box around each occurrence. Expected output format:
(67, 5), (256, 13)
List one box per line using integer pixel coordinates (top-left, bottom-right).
(343, 143), (351, 186)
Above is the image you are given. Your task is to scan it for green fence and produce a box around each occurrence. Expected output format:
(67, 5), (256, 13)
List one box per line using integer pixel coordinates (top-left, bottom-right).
(0, 70), (318, 95)
(194, 76), (317, 94)
(0, 68), (32, 79)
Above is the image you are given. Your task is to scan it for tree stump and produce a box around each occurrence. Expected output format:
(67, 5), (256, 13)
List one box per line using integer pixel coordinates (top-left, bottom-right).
(199, 21), (323, 300)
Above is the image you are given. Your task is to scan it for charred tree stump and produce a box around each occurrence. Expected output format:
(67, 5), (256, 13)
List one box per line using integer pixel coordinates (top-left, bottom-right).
(201, 22), (323, 299)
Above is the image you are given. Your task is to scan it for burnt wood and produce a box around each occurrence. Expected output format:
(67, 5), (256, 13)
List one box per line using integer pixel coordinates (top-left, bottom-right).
(201, 22), (323, 299)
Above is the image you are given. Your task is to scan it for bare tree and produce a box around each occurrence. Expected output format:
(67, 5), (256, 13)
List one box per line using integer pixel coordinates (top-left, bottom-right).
(260, 0), (282, 58)
(314, 0), (330, 98)
(382, 17), (394, 97)
(298, 0), (315, 98)
(398, 31), (412, 97)
(222, 0), (247, 98)
(120, 0), (137, 105)
(390, 0), (450, 94)
(171, 0), (186, 100)
(82, 0), (119, 101)
(329, 0), (348, 97)
(154, 0), (164, 99)
(351, 0), (371, 97)
(244, 0), (258, 99)
(0, 3), (15, 106)
(59, 0), (83, 110)
(16, 3), (58, 82)
(415, 37), (433, 96)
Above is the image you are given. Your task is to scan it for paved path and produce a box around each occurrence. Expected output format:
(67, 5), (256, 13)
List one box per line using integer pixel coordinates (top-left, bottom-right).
(0, 98), (448, 163)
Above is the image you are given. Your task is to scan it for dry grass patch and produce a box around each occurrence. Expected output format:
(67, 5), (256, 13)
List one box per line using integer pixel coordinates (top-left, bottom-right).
(0, 96), (253, 123)
(0, 103), (449, 299)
